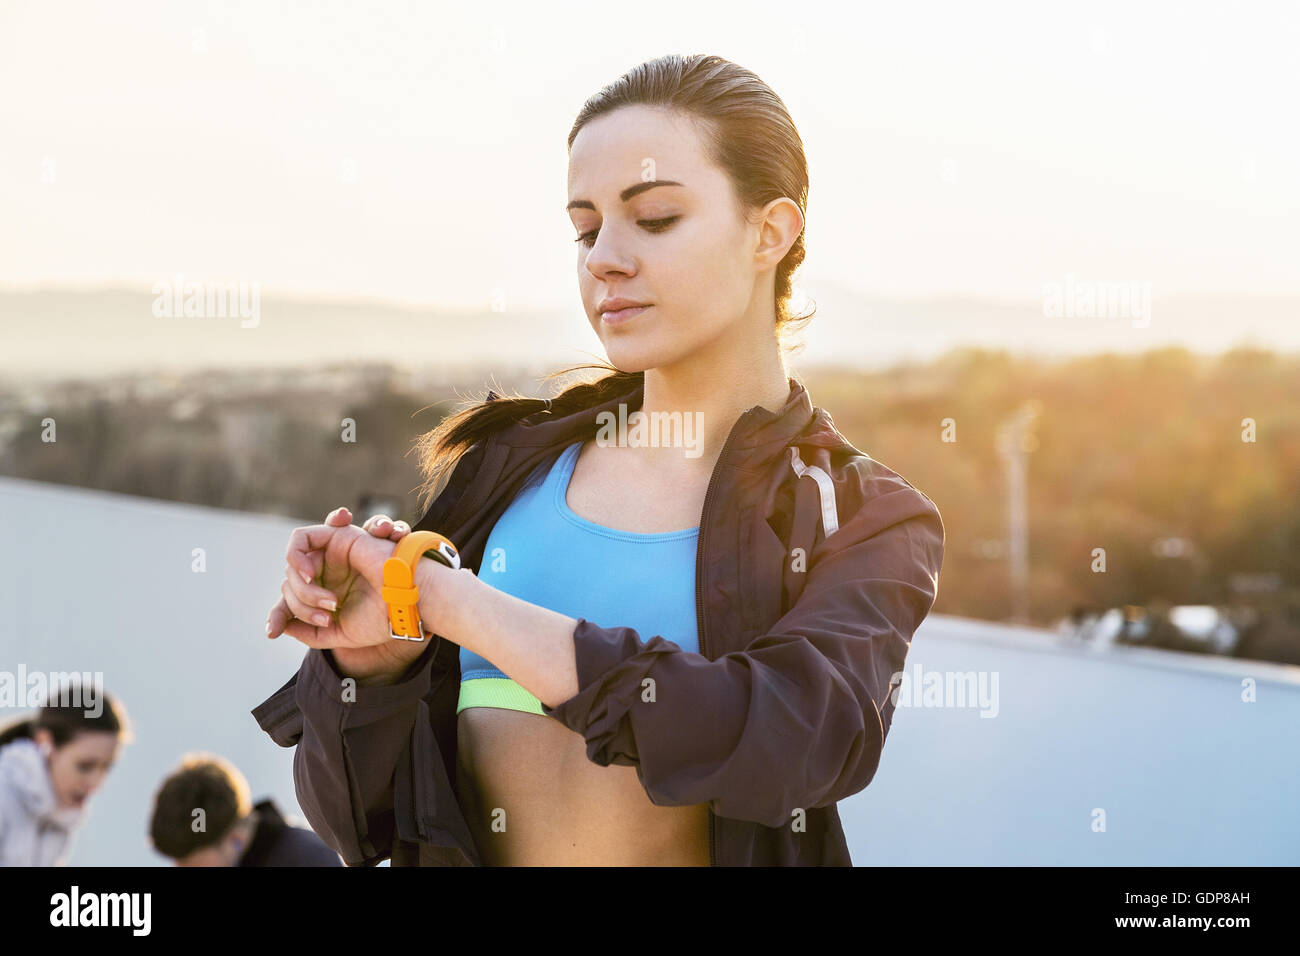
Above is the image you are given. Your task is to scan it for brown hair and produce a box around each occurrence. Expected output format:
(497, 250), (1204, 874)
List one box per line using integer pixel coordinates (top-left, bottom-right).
(149, 753), (253, 859)
(0, 680), (130, 749)
(412, 54), (813, 512)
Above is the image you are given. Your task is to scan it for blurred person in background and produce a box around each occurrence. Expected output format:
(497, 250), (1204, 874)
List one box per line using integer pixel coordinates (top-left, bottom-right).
(0, 684), (130, 866)
(148, 752), (341, 866)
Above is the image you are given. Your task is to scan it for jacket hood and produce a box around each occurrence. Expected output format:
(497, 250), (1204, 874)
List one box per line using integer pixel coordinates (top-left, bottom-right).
(0, 738), (84, 832)
(495, 375), (852, 470)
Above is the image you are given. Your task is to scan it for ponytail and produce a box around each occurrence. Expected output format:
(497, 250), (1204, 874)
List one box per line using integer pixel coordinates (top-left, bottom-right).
(412, 362), (643, 513)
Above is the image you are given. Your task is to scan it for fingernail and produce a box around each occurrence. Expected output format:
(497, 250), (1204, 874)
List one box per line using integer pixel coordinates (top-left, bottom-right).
(313, 612), (330, 626)
(300, 570), (311, 585)
(320, 598), (337, 612)
(265, 622), (271, 636)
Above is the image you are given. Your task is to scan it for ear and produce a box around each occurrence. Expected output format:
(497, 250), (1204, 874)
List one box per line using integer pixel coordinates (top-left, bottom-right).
(33, 728), (54, 756)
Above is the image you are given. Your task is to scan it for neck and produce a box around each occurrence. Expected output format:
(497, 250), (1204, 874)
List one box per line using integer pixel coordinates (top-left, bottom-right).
(638, 325), (791, 469)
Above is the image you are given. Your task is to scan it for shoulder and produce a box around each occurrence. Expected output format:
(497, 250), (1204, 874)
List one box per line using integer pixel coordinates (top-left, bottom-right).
(279, 826), (344, 866)
(837, 449), (943, 536)
(262, 814), (343, 866)
(0, 739), (47, 813)
(785, 428), (944, 578)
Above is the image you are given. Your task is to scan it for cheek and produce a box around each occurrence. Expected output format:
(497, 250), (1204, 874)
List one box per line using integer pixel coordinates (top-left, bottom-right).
(48, 762), (76, 796)
(670, 225), (749, 301)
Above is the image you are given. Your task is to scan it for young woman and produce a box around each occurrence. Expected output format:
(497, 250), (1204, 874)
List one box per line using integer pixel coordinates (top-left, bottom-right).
(257, 53), (945, 866)
(0, 687), (130, 866)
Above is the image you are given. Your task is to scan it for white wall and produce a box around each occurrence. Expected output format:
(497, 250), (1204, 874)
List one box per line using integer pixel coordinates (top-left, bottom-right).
(3, 477), (1296, 865)
(841, 617), (1300, 864)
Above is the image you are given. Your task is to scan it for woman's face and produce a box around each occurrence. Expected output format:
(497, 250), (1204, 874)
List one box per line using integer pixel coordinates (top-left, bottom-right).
(37, 729), (119, 810)
(567, 105), (787, 374)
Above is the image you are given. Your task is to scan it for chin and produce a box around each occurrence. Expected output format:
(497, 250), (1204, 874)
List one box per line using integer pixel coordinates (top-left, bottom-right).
(602, 353), (652, 374)
(611, 346), (698, 376)
(601, 337), (692, 375)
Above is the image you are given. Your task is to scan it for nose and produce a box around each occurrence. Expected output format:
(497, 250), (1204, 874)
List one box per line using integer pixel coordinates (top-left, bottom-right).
(583, 226), (636, 282)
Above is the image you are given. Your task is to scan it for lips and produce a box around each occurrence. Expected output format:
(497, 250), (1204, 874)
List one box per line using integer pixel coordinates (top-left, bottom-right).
(597, 295), (650, 315)
(601, 304), (650, 323)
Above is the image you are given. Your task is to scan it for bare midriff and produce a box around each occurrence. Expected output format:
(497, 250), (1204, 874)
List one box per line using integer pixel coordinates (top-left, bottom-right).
(455, 706), (711, 866)
(451, 440), (716, 866)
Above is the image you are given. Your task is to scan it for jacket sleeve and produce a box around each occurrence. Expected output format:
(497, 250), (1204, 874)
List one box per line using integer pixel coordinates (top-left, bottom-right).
(250, 437), (488, 865)
(540, 478), (945, 829)
(251, 641), (442, 866)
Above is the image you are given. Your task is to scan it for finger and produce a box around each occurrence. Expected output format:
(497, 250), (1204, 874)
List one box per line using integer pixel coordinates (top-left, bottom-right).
(363, 514), (394, 536)
(281, 577), (334, 629)
(266, 596), (293, 638)
(285, 520), (352, 585)
(279, 618), (338, 650)
(284, 563), (338, 612)
(301, 548), (325, 585)
(295, 508), (352, 585)
(363, 515), (410, 541)
(325, 507), (352, 525)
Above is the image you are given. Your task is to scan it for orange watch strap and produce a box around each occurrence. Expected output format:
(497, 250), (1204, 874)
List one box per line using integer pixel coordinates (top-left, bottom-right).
(381, 530), (460, 641)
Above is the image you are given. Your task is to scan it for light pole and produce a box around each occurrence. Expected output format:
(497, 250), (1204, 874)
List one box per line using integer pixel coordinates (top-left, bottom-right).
(996, 400), (1041, 625)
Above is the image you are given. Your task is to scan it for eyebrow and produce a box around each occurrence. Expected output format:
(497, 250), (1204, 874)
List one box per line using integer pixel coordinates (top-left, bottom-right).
(567, 180), (683, 211)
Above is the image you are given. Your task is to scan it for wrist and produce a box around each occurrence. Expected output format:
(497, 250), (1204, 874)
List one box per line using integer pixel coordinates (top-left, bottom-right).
(415, 556), (474, 642)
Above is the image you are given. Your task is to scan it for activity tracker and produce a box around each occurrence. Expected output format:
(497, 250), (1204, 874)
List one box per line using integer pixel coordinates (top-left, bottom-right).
(380, 530), (460, 641)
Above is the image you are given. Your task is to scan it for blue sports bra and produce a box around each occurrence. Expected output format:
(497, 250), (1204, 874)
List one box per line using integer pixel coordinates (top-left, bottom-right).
(457, 440), (700, 716)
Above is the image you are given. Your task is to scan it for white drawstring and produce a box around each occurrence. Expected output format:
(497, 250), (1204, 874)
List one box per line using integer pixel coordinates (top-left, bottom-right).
(789, 447), (840, 538)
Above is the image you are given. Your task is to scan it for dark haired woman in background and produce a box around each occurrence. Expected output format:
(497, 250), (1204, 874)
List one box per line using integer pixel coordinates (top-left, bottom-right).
(0, 687), (130, 866)
(260, 53), (945, 866)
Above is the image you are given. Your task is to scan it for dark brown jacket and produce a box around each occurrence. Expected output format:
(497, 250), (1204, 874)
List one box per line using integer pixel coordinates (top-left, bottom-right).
(251, 375), (945, 865)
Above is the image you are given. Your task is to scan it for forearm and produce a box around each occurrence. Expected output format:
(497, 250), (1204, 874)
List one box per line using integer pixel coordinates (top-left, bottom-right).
(418, 561), (582, 709)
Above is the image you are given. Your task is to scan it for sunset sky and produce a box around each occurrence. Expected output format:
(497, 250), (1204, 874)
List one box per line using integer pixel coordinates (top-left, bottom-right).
(1, 0), (1296, 312)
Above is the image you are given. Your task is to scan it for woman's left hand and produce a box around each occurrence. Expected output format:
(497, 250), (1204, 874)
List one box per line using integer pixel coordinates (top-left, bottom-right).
(358, 513), (412, 543)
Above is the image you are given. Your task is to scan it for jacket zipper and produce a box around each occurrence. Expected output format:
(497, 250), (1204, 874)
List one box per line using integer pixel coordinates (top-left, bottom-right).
(695, 406), (758, 868)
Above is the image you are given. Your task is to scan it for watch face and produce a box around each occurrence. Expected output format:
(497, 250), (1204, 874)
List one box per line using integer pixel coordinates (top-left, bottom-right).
(423, 540), (460, 570)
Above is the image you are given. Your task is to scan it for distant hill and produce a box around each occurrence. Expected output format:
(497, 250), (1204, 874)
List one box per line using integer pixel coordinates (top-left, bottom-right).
(0, 286), (601, 385)
(2, 284), (1298, 384)
(780, 280), (1300, 369)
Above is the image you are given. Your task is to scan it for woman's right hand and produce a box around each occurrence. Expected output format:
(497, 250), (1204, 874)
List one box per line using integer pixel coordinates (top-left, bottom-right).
(266, 508), (426, 683)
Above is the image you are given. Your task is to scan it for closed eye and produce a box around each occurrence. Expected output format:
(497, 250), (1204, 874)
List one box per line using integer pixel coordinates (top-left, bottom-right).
(575, 217), (679, 248)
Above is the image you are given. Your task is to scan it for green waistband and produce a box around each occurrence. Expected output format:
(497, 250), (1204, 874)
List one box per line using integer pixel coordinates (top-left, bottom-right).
(457, 677), (546, 716)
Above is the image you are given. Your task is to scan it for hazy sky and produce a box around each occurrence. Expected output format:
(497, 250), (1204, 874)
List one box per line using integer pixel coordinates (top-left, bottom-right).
(1, 0), (1296, 311)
